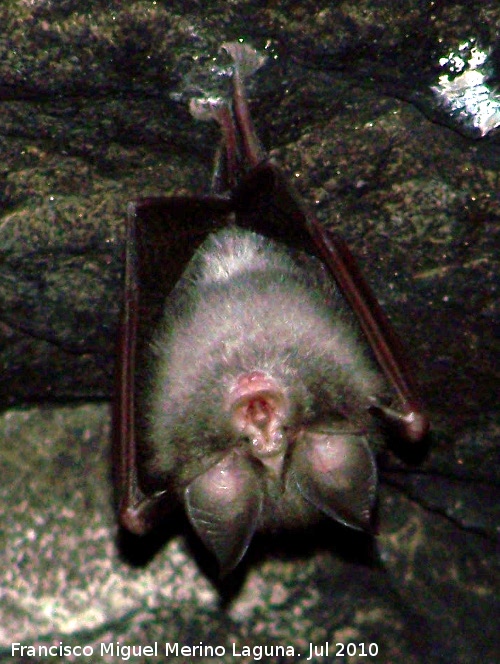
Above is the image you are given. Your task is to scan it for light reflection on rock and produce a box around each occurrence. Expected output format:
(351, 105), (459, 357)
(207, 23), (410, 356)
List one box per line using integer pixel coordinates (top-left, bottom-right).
(430, 40), (500, 138)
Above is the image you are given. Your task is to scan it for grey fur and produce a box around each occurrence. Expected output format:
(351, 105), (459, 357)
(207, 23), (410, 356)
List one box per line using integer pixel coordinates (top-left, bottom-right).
(145, 227), (384, 542)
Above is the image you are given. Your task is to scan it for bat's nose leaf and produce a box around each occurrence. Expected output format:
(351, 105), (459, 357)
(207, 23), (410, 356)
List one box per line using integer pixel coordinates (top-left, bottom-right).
(291, 429), (377, 531)
(184, 451), (262, 574)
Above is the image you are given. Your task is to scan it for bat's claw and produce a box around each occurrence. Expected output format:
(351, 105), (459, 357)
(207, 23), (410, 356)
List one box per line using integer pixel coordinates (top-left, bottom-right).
(370, 402), (430, 445)
(221, 41), (267, 81)
(189, 96), (227, 122)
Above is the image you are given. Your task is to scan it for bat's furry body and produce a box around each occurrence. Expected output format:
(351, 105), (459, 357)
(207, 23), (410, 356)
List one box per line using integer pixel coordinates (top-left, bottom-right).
(115, 42), (427, 573)
(145, 228), (383, 568)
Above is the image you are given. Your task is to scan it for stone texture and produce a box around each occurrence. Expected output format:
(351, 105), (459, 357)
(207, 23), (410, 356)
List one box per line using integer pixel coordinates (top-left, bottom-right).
(0, 1), (498, 663)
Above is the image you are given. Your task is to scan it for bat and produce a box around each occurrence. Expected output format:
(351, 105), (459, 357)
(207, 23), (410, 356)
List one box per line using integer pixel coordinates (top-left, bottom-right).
(114, 42), (429, 574)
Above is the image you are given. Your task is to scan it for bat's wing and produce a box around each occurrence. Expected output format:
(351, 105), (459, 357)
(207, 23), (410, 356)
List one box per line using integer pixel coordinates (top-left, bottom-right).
(224, 41), (429, 447)
(115, 40), (428, 540)
(114, 195), (231, 535)
(232, 161), (429, 447)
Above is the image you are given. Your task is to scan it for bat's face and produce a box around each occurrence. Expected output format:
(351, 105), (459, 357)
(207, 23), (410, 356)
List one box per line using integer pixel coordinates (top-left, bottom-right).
(145, 228), (380, 572)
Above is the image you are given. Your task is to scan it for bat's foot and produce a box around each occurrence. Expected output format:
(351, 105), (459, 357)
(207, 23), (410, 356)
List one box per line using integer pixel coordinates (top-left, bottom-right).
(221, 41), (267, 81)
(189, 96), (227, 123)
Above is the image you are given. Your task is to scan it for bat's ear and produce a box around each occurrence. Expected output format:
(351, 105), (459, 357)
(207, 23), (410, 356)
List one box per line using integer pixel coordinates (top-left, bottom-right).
(290, 429), (377, 531)
(184, 452), (263, 574)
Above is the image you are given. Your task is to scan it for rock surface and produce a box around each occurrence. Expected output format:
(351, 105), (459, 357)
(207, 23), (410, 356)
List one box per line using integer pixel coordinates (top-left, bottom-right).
(0, 2), (498, 663)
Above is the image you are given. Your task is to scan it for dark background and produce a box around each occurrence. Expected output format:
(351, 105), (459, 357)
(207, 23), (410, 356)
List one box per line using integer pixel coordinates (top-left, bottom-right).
(0, 1), (498, 663)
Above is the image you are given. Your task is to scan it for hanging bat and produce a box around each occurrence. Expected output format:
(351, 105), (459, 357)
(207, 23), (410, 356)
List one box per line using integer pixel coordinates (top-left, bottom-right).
(114, 42), (429, 574)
